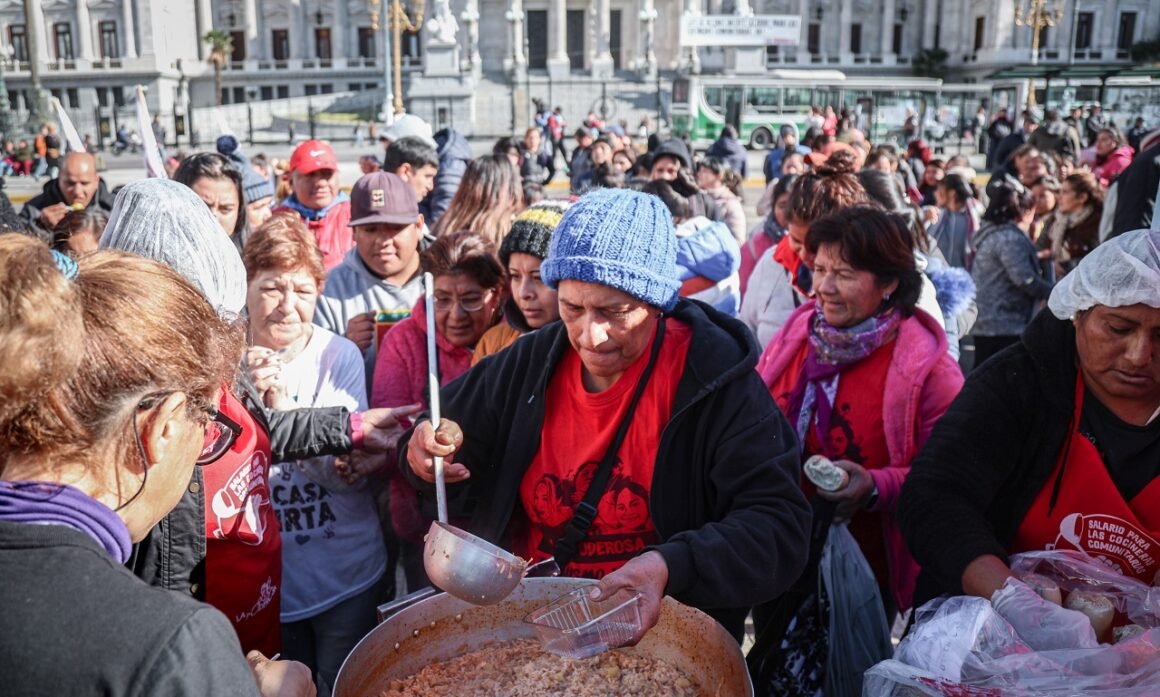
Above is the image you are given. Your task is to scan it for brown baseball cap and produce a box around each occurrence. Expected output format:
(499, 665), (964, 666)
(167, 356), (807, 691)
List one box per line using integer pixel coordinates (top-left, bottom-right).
(349, 171), (419, 227)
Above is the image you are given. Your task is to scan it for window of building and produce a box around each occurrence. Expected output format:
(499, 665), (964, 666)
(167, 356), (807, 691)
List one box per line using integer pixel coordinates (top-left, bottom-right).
(260, 86), (274, 100)
(276, 85), (289, 99)
(220, 88), (230, 104)
(320, 83), (333, 94)
(892, 23), (903, 54)
(807, 23), (820, 54)
(973, 17), (985, 51)
(272, 29), (290, 60)
(230, 31), (246, 62)
(1118, 12), (1137, 51)
(53, 22), (74, 61)
(1075, 12), (1093, 50)
(233, 87), (245, 103)
(315, 28), (332, 60)
(8, 24), (27, 62)
(849, 23), (862, 54)
(305, 84), (318, 96)
(67, 88), (78, 107)
(358, 27), (376, 58)
(934, 23), (940, 49)
(98, 20), (118, 59)
(400, 28), (422, 63)
(1036, 25), (1049, 50)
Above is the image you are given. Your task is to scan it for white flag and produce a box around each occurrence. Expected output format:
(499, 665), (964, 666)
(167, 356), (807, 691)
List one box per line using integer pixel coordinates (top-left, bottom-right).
(136, 85), (167, 178)
(50, 97), (85, 153)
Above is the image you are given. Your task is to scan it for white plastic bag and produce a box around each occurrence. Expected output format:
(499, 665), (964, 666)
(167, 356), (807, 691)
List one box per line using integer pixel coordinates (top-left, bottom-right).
(821, 523), (893, 697)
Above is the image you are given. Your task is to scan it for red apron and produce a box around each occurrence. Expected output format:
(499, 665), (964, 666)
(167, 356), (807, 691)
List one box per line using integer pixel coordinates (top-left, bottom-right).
(201, 389), (282, 655)
(1011, 376), (1160, 582)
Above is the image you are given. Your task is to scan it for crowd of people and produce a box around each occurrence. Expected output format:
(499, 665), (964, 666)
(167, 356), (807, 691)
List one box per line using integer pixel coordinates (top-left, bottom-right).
(1, 97), (1159, 697)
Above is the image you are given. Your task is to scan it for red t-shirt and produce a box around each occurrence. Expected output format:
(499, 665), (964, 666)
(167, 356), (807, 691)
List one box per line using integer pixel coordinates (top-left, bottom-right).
(769, 339), (896, 590)
(201, 389), (282, 656)
(514, 320), (693, 579)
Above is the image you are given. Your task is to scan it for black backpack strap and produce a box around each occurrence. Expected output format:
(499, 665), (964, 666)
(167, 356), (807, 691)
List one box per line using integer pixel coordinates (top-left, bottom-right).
(545, 318), (667, 571)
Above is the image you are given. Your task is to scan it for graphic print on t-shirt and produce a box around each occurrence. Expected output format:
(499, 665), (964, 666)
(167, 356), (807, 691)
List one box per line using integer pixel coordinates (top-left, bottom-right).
(517, 320), (693, 580)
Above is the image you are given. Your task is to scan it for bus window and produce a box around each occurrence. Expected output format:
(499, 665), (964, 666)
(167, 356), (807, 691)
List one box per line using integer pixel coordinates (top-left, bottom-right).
(747, 87), (780, 114)
(703, 86), (724, 113)
(784, 87), (812, 110)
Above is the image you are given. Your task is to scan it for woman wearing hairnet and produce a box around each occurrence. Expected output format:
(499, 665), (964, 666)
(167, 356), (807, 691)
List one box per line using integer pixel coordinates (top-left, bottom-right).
(899, 229), (1160, 646)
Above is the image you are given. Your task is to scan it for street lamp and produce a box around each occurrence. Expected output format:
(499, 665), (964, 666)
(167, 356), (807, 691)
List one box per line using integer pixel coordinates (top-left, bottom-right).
(1013, 0), (1062, 109)
(388, 0), (424, 116)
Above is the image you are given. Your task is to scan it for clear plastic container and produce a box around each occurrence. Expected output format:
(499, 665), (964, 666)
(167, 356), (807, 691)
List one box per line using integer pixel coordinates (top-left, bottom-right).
(523, 585), (643, 659)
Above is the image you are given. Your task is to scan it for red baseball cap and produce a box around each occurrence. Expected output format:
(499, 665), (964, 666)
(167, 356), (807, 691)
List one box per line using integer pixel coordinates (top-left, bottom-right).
(289, 140), (338, 174)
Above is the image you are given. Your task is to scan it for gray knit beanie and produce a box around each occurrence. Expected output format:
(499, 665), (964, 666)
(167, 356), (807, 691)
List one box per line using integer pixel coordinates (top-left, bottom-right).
(541, 188), (679, 311)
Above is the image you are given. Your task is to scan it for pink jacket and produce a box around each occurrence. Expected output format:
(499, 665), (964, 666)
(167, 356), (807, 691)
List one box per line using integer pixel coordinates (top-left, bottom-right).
(1092, 145), (1134, 188)
(757, 301), (964, 610)
(371, 296), (474, 410)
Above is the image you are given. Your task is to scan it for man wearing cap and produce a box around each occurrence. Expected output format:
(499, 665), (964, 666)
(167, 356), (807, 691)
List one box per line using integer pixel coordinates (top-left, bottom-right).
(383, 136), (440, 215)
(273, 139), (352, 270)
(314, 171), (425, 378)
(379, 113), (437, 149)
(401, 188), (811, 645)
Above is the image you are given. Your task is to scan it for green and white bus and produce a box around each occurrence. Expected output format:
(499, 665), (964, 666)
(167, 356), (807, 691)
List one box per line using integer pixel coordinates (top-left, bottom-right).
(670, 70), (990, 150)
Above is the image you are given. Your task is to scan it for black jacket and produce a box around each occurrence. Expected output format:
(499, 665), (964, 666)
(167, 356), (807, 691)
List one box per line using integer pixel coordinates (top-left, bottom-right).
(1111, 142), (1160, 238)
(1, 521), (259, 696)
(706, 135), (749, 179)
(399, 299), (812, 639)
(990, 131), (1028, 174)
(132, 372), (353, 598)
(19, 176), (115, 240)
(899, 310), (1079, 605)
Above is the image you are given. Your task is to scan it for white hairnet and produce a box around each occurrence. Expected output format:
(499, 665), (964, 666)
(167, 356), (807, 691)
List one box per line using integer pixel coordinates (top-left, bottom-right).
(1049, 228), (1160, 320)
(99, 178), (247, 318)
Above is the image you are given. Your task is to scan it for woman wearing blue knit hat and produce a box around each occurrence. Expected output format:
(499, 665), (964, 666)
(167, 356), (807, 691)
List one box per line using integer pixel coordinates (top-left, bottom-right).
(400, 187), (811, 646)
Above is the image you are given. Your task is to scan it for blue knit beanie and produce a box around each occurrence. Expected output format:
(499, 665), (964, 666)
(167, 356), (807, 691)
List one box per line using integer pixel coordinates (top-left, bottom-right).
(541, 188), (679, 311)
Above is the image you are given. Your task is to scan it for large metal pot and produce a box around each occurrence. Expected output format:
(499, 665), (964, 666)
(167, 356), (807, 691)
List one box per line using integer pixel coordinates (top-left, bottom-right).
(335, 577), (753, 697)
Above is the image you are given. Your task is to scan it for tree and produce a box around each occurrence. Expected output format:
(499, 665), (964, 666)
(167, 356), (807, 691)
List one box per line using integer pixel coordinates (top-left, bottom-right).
(912, 48), (949, 81)
(204, 30), (233, 106)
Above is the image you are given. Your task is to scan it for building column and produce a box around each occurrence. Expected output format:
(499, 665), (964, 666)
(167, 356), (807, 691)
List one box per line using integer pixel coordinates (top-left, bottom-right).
(121, 0), (138, 57)
(76, 0), (94, 59)
(243, 0), (258, 60)
(881, 0), (895, 57)
(194, 0), (211, 60)
(505, 0), (527, 76)
(592, 0), (613, 77)
(547, 0), (570, 78)
(921, 0), (938, 50)
(332, 0), (346, 61)
(839, 0), (852, 59)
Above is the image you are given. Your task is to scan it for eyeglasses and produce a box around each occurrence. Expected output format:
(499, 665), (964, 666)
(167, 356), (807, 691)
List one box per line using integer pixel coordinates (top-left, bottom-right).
(197, 407), (243, 466)
(432, 289), (494, 313)
(119, 392), (242, 511)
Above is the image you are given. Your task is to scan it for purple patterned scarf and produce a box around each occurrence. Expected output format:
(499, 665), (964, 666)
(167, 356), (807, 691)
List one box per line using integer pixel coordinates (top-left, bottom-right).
(785, 308), (901, 455)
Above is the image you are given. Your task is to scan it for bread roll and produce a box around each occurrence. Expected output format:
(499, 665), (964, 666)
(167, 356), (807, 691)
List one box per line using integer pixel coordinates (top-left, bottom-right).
(1020, 573), (1062, 606)
(1064, 590), (1115, 640)
(803, 455), (849, 492)
(1113, 624), (1147, 644)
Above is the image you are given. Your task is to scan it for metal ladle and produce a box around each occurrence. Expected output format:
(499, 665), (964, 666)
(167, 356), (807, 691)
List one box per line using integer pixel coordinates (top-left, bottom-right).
(420, 272), (550, 605)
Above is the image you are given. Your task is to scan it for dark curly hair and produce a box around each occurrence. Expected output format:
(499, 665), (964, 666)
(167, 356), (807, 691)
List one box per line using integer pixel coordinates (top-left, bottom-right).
(806, 205), (923, 317)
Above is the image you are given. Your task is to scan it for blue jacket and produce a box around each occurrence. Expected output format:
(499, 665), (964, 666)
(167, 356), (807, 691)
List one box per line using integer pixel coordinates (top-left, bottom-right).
(763, 145), (811, 183)
(675, 217), (742, 316)
(706, 136), (748, 179)
(421, 128), (472, 225)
